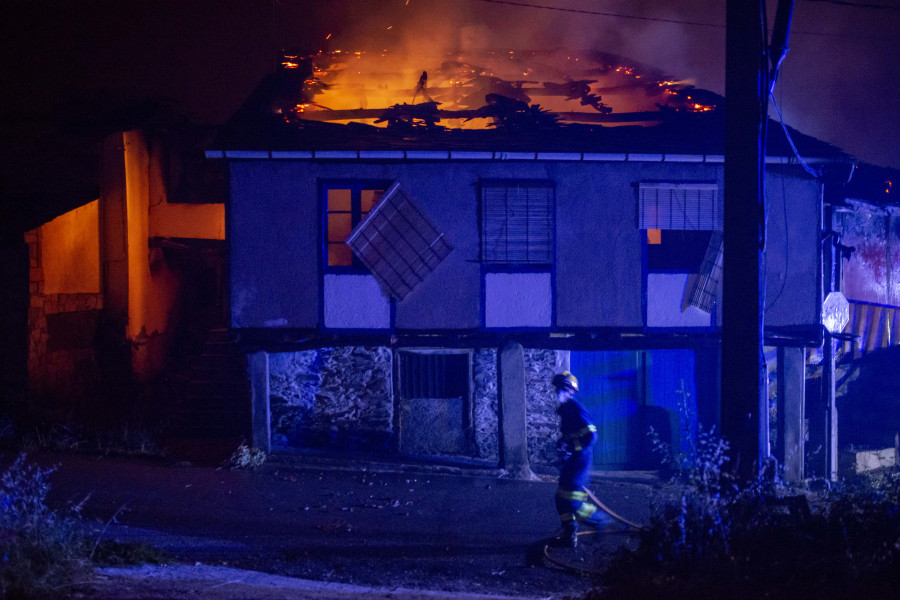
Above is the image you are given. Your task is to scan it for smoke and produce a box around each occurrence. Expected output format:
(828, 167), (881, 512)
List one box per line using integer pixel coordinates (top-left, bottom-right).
(307, 0), (898, 168)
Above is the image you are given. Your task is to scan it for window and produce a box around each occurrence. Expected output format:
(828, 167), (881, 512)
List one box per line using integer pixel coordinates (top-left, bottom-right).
(640, 182), (722, 319)
(323, 181), (388, 269)
(397, 351), (472, 456)
(639, 183), (719, 273)
(345, 183), (452, 300)
(480, 181), (553, 265)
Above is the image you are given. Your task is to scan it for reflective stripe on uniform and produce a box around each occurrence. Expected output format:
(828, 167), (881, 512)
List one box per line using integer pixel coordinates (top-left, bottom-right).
(575, 502), (598, 519)
(556, 489), (588, 501)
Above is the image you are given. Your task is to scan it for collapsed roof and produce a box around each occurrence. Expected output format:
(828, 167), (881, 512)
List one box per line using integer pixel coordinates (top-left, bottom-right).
(213, 48), (848, 162)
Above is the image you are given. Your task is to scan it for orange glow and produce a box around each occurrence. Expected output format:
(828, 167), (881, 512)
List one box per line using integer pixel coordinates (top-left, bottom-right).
(294, 48), (697, 129)
(647, 229), (662, 245)
(39, 200), (101, 295)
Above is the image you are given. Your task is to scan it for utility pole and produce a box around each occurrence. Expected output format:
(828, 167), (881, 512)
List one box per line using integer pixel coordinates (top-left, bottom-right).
(722, 0), (770, 480)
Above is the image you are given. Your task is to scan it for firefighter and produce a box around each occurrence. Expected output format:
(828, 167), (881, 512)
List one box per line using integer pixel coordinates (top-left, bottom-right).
(551, 370), (614, 547)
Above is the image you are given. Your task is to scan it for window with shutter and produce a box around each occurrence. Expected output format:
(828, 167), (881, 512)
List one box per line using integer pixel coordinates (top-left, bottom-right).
(345, 182), (452, 301)
(639, 183), (720, 273)
(639, 182), (721, 323)
(480, 181), (553, 266)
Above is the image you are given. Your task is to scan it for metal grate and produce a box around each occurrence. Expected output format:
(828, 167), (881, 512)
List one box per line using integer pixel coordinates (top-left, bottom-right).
(346, 183), (452, 300)
(399, 352), (469, 399)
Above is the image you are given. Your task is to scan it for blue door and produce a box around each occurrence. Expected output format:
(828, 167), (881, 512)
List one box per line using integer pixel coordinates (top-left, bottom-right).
(570, 350), (698, 469)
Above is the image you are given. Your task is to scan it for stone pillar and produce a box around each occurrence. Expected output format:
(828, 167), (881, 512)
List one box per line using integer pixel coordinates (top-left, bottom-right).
(776, 346), (805, 482)
(498, 340), (537, 480)
(248, 351), (271, 452)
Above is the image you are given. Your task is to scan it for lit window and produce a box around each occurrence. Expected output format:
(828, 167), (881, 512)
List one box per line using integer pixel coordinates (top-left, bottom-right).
(480, 181), (553, 265)
(323, 182), (387, 269)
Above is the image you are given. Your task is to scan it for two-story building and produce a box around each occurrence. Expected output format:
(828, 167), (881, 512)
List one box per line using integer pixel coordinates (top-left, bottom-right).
(206, 59), (860, 477)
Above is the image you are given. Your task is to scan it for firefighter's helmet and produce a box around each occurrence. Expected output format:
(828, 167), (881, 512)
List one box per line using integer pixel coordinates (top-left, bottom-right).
(551, 371), (579, 392)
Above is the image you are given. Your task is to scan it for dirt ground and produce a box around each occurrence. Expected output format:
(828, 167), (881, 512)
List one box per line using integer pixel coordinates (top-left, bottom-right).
(9, 449), (658, 599)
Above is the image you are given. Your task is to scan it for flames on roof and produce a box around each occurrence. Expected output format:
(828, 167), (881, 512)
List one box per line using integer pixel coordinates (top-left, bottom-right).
(278, 48), (721, 132)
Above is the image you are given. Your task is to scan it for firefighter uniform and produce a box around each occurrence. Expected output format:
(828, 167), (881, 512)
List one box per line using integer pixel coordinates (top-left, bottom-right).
(555, 397), (601, 531)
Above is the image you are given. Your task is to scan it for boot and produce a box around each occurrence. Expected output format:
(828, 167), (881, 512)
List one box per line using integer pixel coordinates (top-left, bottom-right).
(550, 521), (578, 548)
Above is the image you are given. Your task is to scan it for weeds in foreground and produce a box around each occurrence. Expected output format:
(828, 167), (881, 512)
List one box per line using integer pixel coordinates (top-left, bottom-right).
(21, 421), (163, 459)
(598, 425), (900, 600)
(1, 453), (168, 599)
(0, 453), (89, 598)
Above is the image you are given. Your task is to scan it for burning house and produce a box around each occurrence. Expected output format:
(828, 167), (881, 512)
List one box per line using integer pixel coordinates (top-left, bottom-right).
(19, 45), (900, 478)
(197, 46), (900, 479)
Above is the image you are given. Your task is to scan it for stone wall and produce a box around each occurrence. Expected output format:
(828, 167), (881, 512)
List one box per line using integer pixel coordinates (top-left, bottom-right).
(472, 349), (499, 462)
(269, 346), (393, 451)
(525, 348), (562, 468)
(25, 229), (104, 414)
(471, 347), (560, 468)
(269, 344), (561, 467)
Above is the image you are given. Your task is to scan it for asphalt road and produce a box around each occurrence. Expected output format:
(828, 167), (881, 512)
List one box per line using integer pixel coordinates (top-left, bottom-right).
(5, 449), (659, 599)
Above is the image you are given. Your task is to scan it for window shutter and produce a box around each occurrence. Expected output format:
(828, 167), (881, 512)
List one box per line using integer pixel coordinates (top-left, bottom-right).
(639, 183), (718, 230)
(346, 183), (452, 301)
(686, 230), (724, 313)
(481, 183), (552, 264)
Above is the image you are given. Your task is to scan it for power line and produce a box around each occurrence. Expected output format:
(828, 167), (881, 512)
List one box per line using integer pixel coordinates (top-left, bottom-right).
(805, 0), (900, 10)
(478, 0), (900, 40)
(478, 0), (721, 28)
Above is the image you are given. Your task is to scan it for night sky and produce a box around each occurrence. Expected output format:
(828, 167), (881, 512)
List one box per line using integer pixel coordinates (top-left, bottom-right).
(2, 0), (899, 229)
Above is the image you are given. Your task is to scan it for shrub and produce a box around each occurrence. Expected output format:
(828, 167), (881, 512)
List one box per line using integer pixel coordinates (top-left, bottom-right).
(0, 453), (90, 598)
(598, 430), (900, 600)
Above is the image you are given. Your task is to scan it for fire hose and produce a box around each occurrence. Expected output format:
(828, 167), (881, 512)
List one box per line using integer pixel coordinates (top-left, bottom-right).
(580, 485), (644, 531)
(541, 485), (644, 574)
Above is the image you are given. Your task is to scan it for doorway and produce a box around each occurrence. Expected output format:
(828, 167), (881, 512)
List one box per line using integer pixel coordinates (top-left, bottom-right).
(570, 350), (699, 469)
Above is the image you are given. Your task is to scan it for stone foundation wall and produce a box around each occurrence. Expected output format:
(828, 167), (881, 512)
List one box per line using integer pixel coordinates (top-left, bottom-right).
(525, 348), (562, 468)
(269, 346), (393, 451)
(472, 349), (499, 462)
(269, 345), (562, 467)
(471, 347), (560, 468)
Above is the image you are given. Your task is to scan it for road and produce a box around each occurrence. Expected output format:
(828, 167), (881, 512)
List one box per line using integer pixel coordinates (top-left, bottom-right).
(5, 449), (658, 598)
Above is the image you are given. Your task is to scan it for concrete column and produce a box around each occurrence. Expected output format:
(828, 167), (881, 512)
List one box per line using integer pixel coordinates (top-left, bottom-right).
(248, 351), (271, 452)
(498, 340), (536, 480)
(776, 346), (805, 482)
